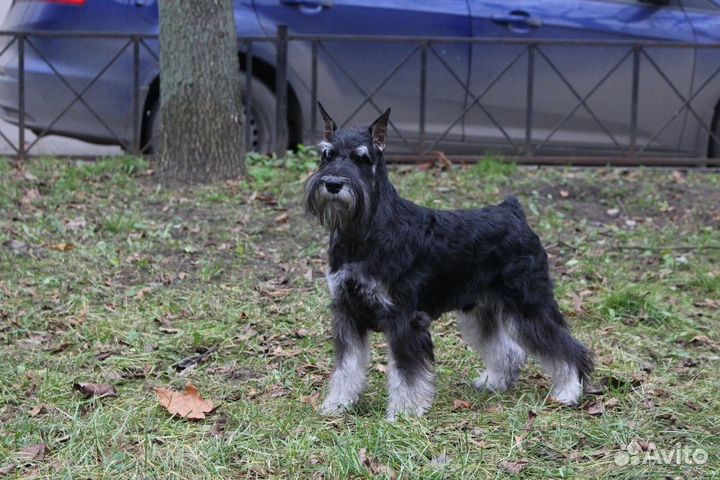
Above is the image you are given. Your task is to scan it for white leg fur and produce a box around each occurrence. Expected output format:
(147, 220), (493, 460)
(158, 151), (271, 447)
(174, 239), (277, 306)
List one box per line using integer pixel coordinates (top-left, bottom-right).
(319, 340), (371, 415)
(541, 358), (582, 406)
(386, 354), (434, 421)
(458, 309), (526, 392)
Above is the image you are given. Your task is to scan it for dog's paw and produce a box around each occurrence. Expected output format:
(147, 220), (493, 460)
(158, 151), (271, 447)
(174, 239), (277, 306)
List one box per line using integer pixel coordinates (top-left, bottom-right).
(549, 384), (582, 407)
(318, 398), (352, 416)
(385, 403), (429, 422)
(473, 370), (513, 392)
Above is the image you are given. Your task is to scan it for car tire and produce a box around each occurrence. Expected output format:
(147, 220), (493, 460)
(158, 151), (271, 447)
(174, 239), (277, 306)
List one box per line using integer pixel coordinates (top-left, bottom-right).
(144, 72), (279, 155)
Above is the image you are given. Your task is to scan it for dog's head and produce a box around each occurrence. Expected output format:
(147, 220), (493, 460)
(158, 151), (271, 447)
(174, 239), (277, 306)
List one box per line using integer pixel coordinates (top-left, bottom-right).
(304, 102), (391, 232)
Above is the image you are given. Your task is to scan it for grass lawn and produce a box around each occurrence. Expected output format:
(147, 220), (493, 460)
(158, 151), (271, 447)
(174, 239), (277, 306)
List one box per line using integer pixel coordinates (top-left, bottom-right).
(1, 153), (719, 479)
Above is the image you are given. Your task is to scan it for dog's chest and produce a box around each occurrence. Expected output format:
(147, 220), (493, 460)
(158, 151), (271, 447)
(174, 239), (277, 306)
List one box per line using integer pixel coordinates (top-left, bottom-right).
(327, 265), (393, 312)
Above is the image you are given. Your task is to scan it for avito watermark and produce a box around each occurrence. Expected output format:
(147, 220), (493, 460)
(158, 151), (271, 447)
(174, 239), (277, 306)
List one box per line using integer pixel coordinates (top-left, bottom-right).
(614, 442), (708, 467)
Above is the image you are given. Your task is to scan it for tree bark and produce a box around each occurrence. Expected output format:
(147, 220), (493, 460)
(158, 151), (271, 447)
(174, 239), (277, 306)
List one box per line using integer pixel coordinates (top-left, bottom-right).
(157, 0), (245, 183)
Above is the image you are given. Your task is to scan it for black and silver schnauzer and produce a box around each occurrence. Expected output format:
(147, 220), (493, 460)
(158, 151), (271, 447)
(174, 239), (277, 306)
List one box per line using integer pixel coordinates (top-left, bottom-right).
(304, 103), (593, 420)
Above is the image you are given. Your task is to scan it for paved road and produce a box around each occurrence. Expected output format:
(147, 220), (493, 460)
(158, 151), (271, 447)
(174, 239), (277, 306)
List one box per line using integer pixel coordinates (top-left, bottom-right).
(0, 0), (120, 157)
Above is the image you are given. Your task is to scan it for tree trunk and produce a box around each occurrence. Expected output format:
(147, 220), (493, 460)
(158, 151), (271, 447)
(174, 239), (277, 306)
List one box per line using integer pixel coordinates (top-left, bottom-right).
(157, 0), (245, 183)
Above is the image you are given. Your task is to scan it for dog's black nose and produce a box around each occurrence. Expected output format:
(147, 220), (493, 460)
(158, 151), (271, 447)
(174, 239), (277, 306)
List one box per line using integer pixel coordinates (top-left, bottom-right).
(325, 179), (344, 194)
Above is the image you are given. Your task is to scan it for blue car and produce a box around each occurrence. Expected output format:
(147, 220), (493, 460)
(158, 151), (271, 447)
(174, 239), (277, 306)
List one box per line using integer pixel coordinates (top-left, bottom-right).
(1, 0), (720, 158)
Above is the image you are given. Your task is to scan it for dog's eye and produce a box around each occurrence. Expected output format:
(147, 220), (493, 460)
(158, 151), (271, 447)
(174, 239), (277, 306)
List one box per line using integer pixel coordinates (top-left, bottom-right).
(355, 154), (371, 165)
(323, 150), (336, 162)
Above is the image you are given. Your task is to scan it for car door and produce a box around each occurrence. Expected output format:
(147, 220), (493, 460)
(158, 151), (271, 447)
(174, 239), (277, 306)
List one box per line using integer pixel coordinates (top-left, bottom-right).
(676, 0), (720, 156)
(252, 0), (471, 154)
(467, 0), (696, 156)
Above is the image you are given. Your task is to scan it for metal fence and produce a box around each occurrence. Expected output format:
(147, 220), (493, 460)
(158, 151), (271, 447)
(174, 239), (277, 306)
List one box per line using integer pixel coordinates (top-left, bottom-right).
(1, 26), (720, 166)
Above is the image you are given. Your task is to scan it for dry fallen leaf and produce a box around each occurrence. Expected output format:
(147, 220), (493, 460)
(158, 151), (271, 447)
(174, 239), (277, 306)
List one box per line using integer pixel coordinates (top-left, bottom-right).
(156, 383), (215, 420)
(689, 335), (720, 352)
(49, 242), (73, 252)
(20, 188), (41, 207)
(17, 443), (45, 461)
(584, 400), (605, 416)
(358, 448), (396, 479)
(513, 410), (538, 450)
(485, 404), (504, 414)
(274, 212), (289, 224)
(499, 459), (528, 475)
(452, 399), (472, 410)
(28, 404), (47, 417)
(73, 383), (118, 398)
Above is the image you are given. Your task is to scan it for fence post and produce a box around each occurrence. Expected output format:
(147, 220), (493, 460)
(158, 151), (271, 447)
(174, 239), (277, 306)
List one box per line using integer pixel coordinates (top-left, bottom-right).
(275, 25), (288, 157)
(311, 40), (318, 142)
(18, 34), (25, 159)
(419, 42), (427, 162)
(132, 36), (140, 154)
(630, 46), (640, 160)
(245, 40), (254, 152)
(525, 45), (535, 158)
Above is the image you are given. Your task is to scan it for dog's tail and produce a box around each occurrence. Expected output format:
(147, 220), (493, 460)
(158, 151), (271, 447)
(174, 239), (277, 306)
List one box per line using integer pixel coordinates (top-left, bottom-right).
(500, 195), (526, 220)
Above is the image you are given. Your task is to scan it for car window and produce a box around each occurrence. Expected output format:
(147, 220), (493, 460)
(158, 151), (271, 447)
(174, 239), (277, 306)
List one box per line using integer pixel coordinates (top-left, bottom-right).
(680, 0), (720, 10)
(598, 0), (719, 10)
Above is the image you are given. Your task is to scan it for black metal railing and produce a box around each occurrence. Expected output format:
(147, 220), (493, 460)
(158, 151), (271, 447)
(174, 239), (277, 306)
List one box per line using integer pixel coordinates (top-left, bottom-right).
(1, 27), (719, 166)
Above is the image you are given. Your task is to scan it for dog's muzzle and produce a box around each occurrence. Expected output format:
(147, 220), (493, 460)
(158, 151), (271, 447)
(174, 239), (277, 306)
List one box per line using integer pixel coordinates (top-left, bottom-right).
(321, 175), (347, 195)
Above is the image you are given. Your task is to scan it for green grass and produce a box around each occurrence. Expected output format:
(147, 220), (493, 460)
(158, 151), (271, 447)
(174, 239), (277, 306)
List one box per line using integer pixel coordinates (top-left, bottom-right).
(1, 154), (719, 479)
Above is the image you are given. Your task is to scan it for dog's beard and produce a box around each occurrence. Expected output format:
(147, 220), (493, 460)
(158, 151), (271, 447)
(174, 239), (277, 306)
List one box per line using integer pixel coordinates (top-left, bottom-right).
(304, 173), (366, 231)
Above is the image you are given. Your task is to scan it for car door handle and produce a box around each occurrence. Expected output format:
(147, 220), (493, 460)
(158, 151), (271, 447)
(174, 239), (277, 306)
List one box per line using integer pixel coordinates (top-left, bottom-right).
(280, 0), (333, 14)
(491, 13), (543, 28)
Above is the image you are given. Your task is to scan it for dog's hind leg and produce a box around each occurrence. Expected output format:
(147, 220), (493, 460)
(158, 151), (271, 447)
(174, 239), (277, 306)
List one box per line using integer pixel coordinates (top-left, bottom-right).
(513, 301), (593, 406)
(319, 313), (370, 415)
(385, 312), (435, 421)
(458, 304), (526, 393)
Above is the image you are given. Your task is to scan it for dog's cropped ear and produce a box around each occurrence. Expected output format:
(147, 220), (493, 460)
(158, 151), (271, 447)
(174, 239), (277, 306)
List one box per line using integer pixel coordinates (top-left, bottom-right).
(369, 108), (391, 152)
(318, 102), (337, 141)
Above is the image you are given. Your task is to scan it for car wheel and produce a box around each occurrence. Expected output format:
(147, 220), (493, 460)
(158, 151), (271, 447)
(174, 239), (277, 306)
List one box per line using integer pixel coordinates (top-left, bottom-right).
(144, 72), (279, 155)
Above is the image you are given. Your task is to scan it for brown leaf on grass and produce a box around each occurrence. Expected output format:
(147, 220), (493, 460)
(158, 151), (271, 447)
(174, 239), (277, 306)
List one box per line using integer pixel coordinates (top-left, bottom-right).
(434, 151), (453, 171)
(73, 383), (118, 398)
(237, 326), (257, 342)
(45, 342), (71, 354)
(453, 399), (472, 410)
(28, 405), (47, 417)
(358, 448), (396, 479)
(485, 404), (504, 414)
(274, 212), (289, 224)
(156, 383), (215, 420)
(688, 335), (720, 352)
(20, 188), (41, 207)
(301, 392), (321, 410)
(48, 242), (73, 252)
(210, 413), (228, 438)
(513, 410), (538, 449)
(17, 443), (45, 461)
(173, 347), (218, 372)
(499, 459), (528, 475)
(68, 304), (88, 326)
(95, 350), (115, 361)
(584, 400), (605, 416)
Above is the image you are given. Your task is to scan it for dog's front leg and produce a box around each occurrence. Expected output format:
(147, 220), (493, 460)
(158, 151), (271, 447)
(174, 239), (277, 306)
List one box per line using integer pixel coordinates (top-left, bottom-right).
(319, 311), (370, 415)
(385, 312), (435, 421)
